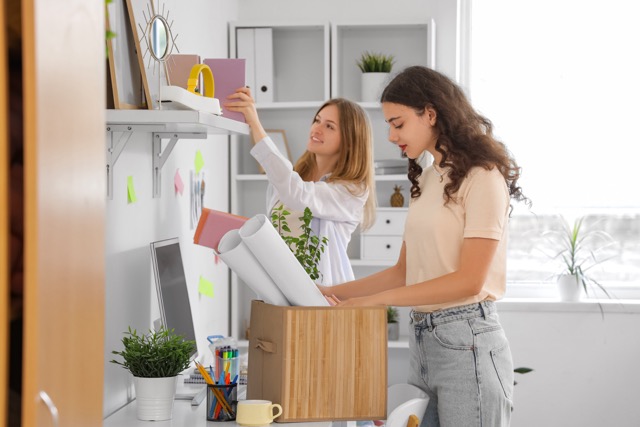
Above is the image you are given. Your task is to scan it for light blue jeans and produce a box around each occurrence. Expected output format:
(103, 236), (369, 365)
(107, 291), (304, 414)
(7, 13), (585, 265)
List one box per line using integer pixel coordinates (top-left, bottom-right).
(408, 301), (514, 427)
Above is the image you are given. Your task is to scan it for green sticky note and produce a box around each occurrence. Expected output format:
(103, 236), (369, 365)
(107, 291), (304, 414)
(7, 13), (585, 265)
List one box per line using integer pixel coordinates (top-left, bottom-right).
(194, 150), (205, 174)
(198, 276), (214, 298)
(127, 176), (137, 203)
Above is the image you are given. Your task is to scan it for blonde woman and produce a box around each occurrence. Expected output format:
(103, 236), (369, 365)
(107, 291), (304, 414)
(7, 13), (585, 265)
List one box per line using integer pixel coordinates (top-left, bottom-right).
(227, 88), (376, 286)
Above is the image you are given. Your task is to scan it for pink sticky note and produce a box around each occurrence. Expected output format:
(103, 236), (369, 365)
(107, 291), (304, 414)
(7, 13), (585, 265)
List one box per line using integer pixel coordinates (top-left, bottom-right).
(174, 169), (184, 195)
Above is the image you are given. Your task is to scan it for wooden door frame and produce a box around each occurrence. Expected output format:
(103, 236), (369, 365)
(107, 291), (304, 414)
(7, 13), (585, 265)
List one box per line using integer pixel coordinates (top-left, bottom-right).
(0, 0), (9, 425)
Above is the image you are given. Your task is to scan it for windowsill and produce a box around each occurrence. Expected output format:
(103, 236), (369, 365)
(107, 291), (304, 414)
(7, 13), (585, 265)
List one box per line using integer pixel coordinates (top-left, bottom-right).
(497, 298), (640, 313)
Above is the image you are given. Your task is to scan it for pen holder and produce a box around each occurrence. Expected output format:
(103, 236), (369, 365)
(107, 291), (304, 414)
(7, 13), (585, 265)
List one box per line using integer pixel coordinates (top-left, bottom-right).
(206, 383), (237, 422)
(215, 355), (239, 385)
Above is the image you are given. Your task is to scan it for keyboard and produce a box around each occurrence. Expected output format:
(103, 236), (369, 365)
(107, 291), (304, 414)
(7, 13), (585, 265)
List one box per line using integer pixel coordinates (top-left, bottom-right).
(184, 369), (207, 384)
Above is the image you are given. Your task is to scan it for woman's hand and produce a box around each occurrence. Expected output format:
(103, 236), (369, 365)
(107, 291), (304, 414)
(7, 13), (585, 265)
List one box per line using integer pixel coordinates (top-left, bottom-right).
(336, 294), (383, 307)
(225, 87), (267, 144)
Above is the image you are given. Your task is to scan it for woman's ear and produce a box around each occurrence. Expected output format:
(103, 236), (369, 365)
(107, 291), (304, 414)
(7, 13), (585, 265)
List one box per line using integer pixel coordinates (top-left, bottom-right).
(426, 107), (437, 126)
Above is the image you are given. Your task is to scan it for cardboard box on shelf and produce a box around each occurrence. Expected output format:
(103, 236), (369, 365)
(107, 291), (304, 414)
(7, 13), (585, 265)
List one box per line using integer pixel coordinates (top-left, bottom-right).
(247, 300), (387, 422)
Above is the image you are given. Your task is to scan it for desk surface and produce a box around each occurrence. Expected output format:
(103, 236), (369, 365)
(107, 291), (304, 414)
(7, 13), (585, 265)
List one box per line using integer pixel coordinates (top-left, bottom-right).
(104, 399), (333, 427)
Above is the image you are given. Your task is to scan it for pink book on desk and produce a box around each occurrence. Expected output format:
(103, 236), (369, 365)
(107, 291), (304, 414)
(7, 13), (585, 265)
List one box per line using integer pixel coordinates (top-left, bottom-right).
(203, 58), (246, 122)
(194, 208), (249, 253)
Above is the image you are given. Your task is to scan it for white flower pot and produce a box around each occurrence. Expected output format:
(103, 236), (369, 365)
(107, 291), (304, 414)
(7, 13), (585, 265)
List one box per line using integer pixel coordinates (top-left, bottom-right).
(133, 376), (178, 421)
(557, 274), (584, 302)
(387, 322), (399, 341)
(361, 72), (390, 102)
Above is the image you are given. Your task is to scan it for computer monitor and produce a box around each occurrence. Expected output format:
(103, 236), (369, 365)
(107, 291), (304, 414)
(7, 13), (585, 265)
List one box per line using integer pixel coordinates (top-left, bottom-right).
(150, 237), (198, 361)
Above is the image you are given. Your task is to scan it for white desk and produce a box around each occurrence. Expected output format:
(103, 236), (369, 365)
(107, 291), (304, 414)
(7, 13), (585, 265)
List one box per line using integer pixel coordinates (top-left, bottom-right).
(104, 398), (333, 427)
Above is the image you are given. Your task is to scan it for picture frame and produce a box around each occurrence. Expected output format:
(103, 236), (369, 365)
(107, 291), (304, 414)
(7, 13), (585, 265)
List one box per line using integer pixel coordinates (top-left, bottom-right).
(259, 130), (292, 173)
(106, 0), (146, 109)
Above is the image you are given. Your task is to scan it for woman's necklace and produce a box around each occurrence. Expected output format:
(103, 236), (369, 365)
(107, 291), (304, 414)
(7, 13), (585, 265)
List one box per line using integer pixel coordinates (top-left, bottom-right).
(433, 163), (444, 183)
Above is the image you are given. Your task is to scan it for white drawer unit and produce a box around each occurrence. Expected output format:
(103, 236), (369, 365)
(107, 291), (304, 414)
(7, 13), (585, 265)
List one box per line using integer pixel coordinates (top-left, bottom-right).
(361, 235), (404, 260)
(360, 208), (408, 260)
(366, 209), (407, 235)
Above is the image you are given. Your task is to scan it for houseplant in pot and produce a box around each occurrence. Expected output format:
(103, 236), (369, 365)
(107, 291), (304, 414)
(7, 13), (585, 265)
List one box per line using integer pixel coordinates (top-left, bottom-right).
(387, 306), (399, 340)
(356, 51), (395, 102)
(541, 216), (618, 301)
(111, 326), (196, 421)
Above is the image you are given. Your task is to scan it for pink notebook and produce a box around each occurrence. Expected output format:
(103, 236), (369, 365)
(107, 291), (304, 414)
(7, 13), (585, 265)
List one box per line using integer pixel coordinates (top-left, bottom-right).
(202, 58), (246, 122)
(194, 208), (248, 253)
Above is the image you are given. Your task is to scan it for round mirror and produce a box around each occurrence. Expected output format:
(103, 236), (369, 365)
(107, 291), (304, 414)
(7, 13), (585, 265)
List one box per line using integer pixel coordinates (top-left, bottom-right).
(149, 16), (169, 61)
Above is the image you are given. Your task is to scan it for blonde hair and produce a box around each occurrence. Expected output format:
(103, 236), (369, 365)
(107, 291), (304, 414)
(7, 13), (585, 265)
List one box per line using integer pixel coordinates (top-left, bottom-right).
(294, 98), (377, 230)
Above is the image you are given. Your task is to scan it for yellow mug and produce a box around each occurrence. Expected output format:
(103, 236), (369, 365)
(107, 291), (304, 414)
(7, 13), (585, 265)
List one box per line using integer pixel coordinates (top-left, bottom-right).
(236, 400), (283, 426)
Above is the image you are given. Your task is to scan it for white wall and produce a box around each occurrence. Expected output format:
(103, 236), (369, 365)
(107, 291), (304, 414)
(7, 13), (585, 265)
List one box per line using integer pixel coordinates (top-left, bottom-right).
(103, 0), (239, 417)
(501, 302), (640, 427)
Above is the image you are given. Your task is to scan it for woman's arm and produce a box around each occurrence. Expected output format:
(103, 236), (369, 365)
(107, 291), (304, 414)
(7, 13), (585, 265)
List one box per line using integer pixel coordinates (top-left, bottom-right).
(320, 243), (407, 299)
(226, 88), (367, 221)
(338, 237), (499, 307)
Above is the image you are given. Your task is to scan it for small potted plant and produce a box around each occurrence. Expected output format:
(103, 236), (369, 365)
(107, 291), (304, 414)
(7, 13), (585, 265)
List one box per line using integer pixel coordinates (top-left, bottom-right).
(271, 206), (328, 283)
(387, 306), (399, 340)
(541, 216), (618, 301)
(356, 51), (395, 102)
(111, 326), (196, 421)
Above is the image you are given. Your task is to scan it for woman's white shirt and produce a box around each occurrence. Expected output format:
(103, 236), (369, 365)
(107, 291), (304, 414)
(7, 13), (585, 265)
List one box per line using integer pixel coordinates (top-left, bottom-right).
(250, 136), (368, 286)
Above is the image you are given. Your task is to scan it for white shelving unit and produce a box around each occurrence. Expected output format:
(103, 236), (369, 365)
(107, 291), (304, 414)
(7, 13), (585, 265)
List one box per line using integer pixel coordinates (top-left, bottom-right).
(228, 20), (435, 342)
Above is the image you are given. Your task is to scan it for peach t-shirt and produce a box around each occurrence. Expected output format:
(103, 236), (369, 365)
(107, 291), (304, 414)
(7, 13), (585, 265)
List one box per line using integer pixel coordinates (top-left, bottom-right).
(404, 165), (510, 312)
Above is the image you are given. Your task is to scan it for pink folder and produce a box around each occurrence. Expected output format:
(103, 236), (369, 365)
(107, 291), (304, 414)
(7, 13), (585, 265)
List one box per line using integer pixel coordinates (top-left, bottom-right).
(194, 208), (248, 253)
(202, 58), (246, 122)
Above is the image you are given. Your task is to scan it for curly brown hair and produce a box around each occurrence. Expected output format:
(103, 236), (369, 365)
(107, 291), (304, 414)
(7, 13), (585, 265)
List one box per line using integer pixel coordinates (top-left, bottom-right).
(381, 66), (530, 209)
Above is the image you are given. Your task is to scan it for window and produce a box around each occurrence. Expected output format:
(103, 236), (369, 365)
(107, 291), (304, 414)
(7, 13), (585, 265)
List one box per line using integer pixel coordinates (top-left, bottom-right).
(468, 0), (640, 297)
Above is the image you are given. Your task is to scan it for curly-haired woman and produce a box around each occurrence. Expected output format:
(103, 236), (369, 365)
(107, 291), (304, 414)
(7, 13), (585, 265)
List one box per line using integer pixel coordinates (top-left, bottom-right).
(320, 66), (530, 426)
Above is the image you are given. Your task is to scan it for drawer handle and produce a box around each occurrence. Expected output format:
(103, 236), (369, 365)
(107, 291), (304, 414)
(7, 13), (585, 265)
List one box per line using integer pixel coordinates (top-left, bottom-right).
(386, 219), (391, 224)
(386, 244), (391, 249)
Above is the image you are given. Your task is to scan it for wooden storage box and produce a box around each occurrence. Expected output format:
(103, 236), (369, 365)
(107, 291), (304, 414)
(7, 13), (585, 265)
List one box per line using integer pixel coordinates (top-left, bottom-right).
(247, 300), (387, 422)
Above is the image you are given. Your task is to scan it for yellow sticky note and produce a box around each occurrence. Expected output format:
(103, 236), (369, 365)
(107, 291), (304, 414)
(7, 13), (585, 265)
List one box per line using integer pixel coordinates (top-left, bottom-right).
(195, 150), (205, 174)
(127, 176), (137, 203)
(198, 276), (214, 298)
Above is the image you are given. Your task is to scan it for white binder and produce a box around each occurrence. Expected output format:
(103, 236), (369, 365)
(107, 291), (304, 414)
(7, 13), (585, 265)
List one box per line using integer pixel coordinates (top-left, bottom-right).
(254, 28), (274, 103)
(236, 28), (256, 95)
(236, 27), (274, 103)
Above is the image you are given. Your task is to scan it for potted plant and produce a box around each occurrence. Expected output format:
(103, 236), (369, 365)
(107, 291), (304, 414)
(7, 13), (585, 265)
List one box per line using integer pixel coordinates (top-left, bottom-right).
(387, 306), (399, 340)
(541, 216), (618, 301)
(271, 206), (328, 283)
(356, 51), (395, 102)
(111, 326), (196, 421)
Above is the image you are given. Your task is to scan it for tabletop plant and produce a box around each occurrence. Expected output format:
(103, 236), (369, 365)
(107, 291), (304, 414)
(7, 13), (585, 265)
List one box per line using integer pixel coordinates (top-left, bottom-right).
(271, 205), (328, 283)
(540, 216), (618, 298)
(387, 306), (399, 324)
(356, 51), (395, 73)
(111, 326), (196, 378)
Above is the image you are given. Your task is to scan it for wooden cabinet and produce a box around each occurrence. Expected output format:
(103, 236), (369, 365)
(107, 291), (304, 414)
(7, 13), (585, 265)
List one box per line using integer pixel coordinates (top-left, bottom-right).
(17, 1), (106, 426)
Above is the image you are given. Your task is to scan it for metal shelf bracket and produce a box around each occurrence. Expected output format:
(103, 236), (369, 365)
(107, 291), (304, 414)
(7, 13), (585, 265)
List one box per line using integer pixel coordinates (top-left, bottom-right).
(106, 125), (136, 199)
(152, 132), (207, 198)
